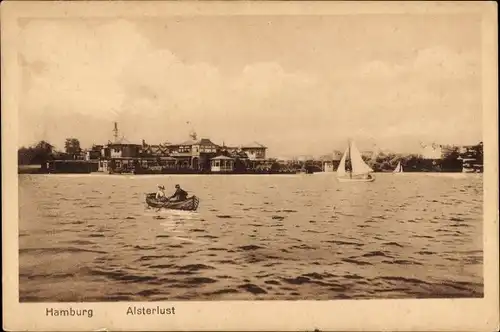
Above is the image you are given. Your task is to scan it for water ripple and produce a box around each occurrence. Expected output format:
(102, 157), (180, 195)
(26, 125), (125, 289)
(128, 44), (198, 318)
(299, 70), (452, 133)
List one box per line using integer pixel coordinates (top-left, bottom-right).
(19, 173), (483, 301)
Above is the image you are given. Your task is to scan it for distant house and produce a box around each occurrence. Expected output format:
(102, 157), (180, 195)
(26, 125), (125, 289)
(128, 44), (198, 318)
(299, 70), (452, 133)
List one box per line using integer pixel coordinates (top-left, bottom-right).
(99, 139), (142, 173)
(141, 143), (171, 158)
(168, 138), (219, 170)
(107, 140), (142, 159)
(323, 161), (334, 172)
(459, 142), (483, 173)
(85, 145), (103, 161)
(210, 155), (235, 173)
(320, 150), (343, 172)
(240, 142), (267, 161)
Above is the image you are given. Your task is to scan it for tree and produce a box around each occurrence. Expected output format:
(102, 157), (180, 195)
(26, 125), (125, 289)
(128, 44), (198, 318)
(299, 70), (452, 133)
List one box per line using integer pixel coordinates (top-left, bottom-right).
(270, 161), (282, 172)
(64, 138), (81, 156)
(234, 158), (247, 172)
(17, 140), (55, 167)
(35, 140), (54, 154)
(18, 146), (34, 165)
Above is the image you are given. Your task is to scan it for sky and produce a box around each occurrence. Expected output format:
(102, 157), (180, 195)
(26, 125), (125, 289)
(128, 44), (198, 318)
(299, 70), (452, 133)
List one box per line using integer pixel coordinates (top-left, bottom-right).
(18, 14), (483, 157)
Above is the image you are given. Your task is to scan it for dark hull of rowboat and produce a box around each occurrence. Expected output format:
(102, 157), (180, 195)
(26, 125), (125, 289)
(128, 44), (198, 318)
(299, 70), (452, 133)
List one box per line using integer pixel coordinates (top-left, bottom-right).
(145, 193), (200, 211)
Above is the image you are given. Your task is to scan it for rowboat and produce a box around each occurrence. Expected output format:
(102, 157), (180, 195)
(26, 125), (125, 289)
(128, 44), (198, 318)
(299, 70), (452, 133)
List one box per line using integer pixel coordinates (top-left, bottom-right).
(145, 193), (200, 211)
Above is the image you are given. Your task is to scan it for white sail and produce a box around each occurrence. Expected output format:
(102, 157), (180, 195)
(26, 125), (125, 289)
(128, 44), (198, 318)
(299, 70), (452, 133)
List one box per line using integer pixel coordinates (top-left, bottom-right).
(337, 147), (349, 177)
(393, 161), (403, 173)
(350, 141), (374, 175)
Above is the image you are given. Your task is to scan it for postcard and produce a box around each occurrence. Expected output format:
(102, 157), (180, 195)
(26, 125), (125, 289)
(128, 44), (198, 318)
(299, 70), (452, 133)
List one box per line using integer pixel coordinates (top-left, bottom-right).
(2, 1), (498, 331)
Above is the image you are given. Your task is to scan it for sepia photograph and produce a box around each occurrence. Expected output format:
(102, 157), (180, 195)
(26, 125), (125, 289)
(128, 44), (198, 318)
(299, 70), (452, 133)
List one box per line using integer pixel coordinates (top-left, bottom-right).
(2, 1), (498, 331)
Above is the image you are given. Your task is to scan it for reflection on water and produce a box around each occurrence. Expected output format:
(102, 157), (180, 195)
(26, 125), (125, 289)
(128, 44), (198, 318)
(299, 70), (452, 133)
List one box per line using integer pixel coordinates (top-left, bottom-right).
(19, 173), (483, 301)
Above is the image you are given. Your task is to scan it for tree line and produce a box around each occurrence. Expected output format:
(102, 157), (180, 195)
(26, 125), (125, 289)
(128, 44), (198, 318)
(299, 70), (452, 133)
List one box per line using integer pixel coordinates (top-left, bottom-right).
(18, 139), (82, 165)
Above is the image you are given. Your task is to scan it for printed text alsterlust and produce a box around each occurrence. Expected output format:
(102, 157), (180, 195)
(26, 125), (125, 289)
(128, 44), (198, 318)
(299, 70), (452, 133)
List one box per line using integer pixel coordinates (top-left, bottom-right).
(126, 306), (176, 315)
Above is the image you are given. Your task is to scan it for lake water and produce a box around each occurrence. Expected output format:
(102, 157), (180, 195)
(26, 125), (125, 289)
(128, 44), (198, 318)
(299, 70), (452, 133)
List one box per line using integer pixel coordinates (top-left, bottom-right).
(18, 172), (483, 302)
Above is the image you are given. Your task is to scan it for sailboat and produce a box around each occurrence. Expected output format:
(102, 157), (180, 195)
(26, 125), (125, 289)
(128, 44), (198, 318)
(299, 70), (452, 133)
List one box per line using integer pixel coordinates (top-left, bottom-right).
(337, 140), (375, 182)
(393, 161), (403, 173)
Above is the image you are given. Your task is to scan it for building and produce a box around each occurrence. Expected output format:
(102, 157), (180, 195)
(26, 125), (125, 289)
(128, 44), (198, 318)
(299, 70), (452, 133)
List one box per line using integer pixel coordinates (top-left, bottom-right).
(320, 150), (343, 172)
(107, 141), (142, 159)
(140, 141), (171, 158)
(168, 137), (219, 171)
(459, 142), (483, 173)
(323, 161), (334, 172)
(85, 145), (103, 161)
(240, 142), (267, 161)
(97, 139), (142, 173)
(210, 155), (235, 173)
(133, 156), (177, 174)
(91, 123), (145, 173)
(89, 124), (270, 174)
(95, 122), (141, 173)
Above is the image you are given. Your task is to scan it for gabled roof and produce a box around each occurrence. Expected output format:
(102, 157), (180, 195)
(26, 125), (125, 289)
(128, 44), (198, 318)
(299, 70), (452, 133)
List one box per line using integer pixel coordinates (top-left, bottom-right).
(141, 143), (171, 156)
(198, 138), (219, 146)
(176, 138), (219, 147)
(107, 137), (141, 146)
(241, 141), (267, 149)
(177, 139), (198, 146)
(151, 145), (169, 153)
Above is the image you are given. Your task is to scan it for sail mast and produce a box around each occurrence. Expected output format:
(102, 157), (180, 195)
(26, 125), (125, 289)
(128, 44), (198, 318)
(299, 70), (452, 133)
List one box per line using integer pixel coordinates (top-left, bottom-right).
(348, 139), (352, 178)
(337, 139), (375, 182)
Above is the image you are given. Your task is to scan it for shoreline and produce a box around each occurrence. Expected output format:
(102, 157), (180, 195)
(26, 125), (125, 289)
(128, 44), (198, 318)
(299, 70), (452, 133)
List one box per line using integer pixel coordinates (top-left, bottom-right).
(18, 165), (482, 176)
(18, 170), (482, 177)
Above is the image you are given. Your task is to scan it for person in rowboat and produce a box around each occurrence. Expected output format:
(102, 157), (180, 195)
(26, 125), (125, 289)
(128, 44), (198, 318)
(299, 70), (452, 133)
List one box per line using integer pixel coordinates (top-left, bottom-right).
(169, 184), (188, 202)
(156, 185), (167, 201)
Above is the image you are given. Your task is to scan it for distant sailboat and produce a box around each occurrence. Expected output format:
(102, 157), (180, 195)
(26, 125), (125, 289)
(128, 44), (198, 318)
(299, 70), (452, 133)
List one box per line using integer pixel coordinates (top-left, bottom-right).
(393, 161), (403, 173)
(337, 140), (375, 182)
